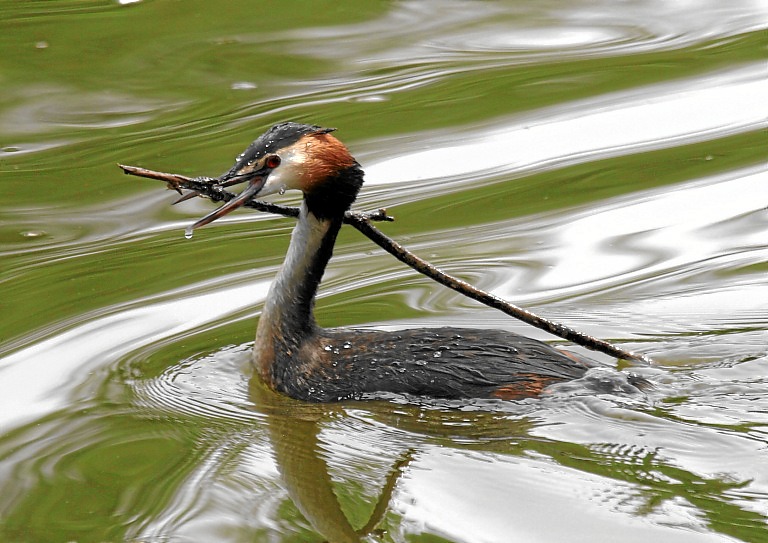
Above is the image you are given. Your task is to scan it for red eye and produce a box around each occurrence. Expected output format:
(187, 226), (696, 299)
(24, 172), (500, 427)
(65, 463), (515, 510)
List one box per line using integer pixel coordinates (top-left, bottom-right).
(265, 155), (281, 169)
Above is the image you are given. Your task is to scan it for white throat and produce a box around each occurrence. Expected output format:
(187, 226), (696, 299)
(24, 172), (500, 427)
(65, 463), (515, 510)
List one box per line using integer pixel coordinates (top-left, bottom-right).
(259, 146), (308, 197)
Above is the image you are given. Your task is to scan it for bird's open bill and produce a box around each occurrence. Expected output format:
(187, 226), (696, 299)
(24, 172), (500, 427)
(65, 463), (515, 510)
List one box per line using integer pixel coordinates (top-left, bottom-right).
(185, 150), (284, 236)
(186, 175), (267, 233)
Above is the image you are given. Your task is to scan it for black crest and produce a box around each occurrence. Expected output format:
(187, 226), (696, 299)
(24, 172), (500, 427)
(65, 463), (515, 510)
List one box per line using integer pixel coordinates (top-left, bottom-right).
(224, 122), (335, 176)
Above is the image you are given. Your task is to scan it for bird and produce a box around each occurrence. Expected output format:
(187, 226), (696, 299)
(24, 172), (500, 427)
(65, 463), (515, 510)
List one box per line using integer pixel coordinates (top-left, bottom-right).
(186, 122), (636, 402)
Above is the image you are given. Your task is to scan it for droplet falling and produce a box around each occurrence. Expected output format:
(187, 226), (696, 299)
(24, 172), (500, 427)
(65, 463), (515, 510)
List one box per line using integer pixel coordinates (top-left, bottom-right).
(184, 226), (194, 239)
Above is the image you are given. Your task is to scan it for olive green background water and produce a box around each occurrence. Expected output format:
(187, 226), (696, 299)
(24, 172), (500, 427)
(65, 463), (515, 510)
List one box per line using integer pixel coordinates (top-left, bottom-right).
(1, 1), (767, 542)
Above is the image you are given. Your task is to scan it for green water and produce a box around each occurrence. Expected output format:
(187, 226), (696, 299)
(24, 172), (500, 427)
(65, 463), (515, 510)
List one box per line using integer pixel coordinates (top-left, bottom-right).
(1, 1), (767, 542)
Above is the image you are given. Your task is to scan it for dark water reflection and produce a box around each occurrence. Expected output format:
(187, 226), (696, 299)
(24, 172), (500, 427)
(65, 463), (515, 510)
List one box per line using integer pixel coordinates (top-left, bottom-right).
(1, 1), (767, 542)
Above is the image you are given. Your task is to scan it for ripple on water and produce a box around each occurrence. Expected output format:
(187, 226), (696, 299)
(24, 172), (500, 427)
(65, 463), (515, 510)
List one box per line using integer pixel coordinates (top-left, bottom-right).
(453, 1), (767, 56)
(280, 0), (768, 66)
(1, 1), (767, 541)
(432, 24), (645, 56)
(0, 86), (178, 137)
(530, 361), (768, 510)
(131, 343), (260, 426)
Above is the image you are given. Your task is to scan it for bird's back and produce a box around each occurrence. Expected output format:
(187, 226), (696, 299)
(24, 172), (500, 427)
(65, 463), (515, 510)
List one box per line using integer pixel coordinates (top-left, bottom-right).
(271, 327), (601, 402)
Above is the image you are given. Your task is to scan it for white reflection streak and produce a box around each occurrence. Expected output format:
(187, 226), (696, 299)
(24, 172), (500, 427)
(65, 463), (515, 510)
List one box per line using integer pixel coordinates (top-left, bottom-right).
(400, 447), (730, 543)
(364, 63), (767, 185)
(0, 281), (270, 431)
(540, 167), (768, 293)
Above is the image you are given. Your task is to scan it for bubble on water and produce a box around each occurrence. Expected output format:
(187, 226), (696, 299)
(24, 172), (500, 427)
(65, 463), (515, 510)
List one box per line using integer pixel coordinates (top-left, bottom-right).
(349, 94), (388, 103)
(231, 81), (257, 90)
(21, 230), (47, 239)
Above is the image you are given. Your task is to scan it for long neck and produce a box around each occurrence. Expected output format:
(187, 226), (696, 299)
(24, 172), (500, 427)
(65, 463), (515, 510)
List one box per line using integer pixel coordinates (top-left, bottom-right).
(254, 200), (343, 375)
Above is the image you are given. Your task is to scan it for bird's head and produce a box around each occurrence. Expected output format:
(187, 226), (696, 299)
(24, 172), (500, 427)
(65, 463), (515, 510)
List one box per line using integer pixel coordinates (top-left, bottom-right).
(190, 122), (364, 231)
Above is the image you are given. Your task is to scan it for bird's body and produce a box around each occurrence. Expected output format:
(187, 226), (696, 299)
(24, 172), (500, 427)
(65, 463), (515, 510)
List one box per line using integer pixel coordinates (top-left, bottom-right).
(189, 122), (628, 402)
(261, 326), (596, 402)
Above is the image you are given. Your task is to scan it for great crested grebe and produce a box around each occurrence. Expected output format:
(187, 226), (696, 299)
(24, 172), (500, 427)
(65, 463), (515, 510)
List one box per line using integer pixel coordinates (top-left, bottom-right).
(188, 122), (617, 402)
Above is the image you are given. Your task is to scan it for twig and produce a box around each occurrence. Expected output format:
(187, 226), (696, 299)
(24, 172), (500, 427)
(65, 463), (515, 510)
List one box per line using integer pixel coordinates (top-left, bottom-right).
(348, 215), (652, 364)
(119, 164), (392, 222)
(120, 164), (652, 365)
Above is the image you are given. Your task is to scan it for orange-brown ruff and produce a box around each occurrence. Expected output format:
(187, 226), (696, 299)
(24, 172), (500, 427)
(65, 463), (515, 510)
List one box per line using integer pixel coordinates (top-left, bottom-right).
(300, 132), (357, 189)
(201, 122), (644, 402)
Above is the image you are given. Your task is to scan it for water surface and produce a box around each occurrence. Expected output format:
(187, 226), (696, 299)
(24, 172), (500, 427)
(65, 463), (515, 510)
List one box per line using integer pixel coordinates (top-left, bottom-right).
(1, 1), (767, 542)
